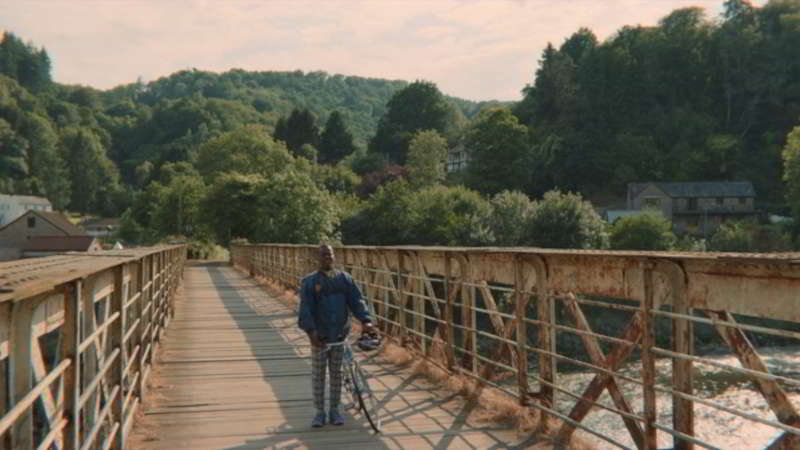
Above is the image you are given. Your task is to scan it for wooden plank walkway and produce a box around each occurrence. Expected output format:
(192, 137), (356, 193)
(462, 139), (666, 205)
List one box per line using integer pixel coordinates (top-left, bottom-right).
(129, 262), (537, 449)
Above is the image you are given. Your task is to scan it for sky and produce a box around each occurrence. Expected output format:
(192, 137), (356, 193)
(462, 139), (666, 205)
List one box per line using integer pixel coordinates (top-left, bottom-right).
(3, 0), (768, 102)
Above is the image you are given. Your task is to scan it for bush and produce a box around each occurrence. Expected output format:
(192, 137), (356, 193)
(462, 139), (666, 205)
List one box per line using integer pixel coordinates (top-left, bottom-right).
(526, 190), (608, 249)
(708, 220), (794, 252)
(342, 181), (492, 246)
(609, 213), (676, 251)
(489, 190), (534, 246)
(409, 185), (493, 246)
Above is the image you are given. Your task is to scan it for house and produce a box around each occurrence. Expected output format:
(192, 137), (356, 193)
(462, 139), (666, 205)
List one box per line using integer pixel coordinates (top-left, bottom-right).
(627, 181), (757, 236)
(0, 194), (52, 226)
(21, 236), (102, 258)
(80, 217), (121, 237)
(446, 143), (468, 173)
(0, 210), (87, 260)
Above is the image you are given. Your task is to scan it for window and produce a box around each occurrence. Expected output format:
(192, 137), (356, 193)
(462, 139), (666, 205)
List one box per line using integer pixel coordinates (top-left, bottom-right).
(687, 198), (698, 211)
(27, 216), (36, 228)
(739, 197), (747, 205)
(716, 197), (724, 206)
(643, 197), (661, 209)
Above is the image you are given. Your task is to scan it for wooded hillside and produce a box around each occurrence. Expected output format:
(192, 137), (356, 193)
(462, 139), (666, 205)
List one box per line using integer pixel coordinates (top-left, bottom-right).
(1, 0), (799, 252)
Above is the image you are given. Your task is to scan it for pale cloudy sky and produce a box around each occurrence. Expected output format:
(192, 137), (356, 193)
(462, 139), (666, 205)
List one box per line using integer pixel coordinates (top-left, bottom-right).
(3, 0), (767, 101)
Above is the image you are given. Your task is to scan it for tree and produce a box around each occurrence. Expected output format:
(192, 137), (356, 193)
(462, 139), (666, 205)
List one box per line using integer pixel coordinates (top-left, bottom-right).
(369, 81), (453, 164)
(59, 126), (119, 214)
(196, 125), (294, 181)
(407, 130), (447, 189)
(609, 213), (676, 250)
(202, 173), (262, 244)
(252, 170), (340, 243)
(408, 185), (493, 246)
(273, 116), (288, 143)
(0, 118), (28, 181)
(526, 190), (608, 249)
(464, 107), (531, 195)
(284, 108), (320, 155)
(489, 190), (534, 246)
(343, 180), (417, 244)
(310, 164), (361, 194)
(153, 173), (207, 238)
(318, 111), (357, 164)
(783, 126), (800, 220)
(0, 32), (51, 91)
(22, 114), (70, 209)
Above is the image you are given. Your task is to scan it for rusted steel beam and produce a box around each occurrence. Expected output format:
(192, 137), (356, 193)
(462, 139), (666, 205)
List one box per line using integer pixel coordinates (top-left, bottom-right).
(707, 310), (800, 427)
(420, 256), (448, 361)
(556, 311), (644, 444)
(564, 293), (645, 449)
(478, 280), (517, 368)
(765, 418), (800, 450)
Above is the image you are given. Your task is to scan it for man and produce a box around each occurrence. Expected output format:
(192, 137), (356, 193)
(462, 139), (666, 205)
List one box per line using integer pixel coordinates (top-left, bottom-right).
(298, 244), (375, 427)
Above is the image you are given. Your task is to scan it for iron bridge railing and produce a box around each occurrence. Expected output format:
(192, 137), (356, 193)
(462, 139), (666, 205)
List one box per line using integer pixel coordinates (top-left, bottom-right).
(231, 244), (800, 450)
(0, 245), (186, 450)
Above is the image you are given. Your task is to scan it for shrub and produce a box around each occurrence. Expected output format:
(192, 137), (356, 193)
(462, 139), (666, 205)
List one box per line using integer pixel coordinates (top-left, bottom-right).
(526, 190), (608, 249)
(609, 213), (676, 251)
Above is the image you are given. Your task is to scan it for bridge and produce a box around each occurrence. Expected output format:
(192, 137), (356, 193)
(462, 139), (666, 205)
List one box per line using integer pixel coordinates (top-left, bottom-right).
(1, 245), (799, 449)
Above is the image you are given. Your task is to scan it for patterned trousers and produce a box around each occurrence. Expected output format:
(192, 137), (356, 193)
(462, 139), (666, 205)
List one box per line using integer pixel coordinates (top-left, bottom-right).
(311, 344), (344, 411)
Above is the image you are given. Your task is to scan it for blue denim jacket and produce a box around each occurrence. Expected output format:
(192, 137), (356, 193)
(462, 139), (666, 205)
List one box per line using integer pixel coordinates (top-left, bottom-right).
(297, 270), (371, 342)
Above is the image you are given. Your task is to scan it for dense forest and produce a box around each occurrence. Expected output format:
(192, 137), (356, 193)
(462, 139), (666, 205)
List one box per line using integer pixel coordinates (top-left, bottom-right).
(2, 0), (800, 253)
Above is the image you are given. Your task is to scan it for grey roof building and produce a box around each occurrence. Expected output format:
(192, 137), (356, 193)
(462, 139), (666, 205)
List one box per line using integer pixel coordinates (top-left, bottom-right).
(627, 181), (758, 236)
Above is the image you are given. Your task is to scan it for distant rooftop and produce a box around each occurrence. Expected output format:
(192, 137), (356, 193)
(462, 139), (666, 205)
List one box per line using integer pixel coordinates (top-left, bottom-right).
(22, 236), (98, 252)
(629, 181), (755, 198)
(0, 194), (52, 205)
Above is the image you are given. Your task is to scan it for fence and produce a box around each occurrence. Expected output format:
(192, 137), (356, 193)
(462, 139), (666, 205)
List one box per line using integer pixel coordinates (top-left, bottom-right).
(231, 244), (800, 449)
(0, 245), (186, 450)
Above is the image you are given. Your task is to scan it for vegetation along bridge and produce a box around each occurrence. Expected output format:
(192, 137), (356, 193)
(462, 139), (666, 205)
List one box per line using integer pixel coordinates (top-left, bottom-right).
(1, 245), (799, 449)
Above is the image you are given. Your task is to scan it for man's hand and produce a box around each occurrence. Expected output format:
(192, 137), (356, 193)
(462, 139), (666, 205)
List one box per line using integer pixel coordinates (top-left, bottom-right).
(308, 330), (324, 348)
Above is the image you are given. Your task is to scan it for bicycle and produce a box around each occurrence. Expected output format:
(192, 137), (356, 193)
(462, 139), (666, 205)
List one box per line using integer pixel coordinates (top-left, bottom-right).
(323, 332), (382, 433)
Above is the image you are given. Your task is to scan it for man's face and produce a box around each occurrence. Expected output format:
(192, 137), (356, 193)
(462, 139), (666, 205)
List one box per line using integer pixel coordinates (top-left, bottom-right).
(319, 246), (334, 271)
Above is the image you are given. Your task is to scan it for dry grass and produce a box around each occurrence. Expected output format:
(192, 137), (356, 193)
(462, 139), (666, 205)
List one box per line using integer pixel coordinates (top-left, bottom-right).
(384, 341), (539, 433)
(127, 352), (171, 449)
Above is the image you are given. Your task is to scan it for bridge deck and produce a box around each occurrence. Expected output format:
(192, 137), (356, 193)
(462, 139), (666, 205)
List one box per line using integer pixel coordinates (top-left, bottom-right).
(130, 262), (533, 449)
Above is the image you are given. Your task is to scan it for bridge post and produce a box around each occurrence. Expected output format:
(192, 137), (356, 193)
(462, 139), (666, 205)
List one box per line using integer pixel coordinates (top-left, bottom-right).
(80, 276), (99, 439)
(397, 251), (407, 342)
(110, 265), (125, 449)
(514, 254), (530, 405)
(658, 260), (694, 450)
(9, 296), (37, 449)
(531, 256), (555, 415)
(134, 259), (145, 406)
(60, 281), (81, 450)
(0, 303), (10, 450)
(641, 262), (658, 449)
(444, 252), (456, 370)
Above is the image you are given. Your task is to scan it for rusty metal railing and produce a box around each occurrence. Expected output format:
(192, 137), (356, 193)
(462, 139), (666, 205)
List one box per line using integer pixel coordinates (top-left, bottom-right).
(231, 244), (800, 449)
(0, 246), (186, 450)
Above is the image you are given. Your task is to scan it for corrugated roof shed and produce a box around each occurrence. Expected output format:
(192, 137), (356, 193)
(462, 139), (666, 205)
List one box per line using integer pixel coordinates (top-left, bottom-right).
(36, 211), (87, 236)
(22, 236), (98, 251)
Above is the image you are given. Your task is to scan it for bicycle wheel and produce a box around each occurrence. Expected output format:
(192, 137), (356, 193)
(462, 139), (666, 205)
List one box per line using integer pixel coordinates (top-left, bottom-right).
(349, 359), (381, 433)
(342, 359), (358, 410)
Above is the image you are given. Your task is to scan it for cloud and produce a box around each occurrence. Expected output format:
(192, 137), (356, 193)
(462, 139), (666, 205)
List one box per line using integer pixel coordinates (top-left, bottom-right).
(3, 0), (768, 101)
